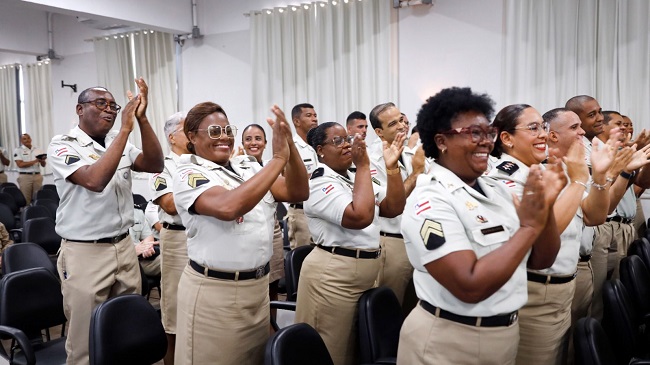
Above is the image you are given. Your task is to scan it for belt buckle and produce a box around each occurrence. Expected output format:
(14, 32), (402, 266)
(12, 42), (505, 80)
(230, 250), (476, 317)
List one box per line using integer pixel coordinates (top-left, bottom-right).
(509, 312), (518, 325)
(255, 266), (265, 279)
(111, 234), (122, 243)
(375, 248), (382, 258)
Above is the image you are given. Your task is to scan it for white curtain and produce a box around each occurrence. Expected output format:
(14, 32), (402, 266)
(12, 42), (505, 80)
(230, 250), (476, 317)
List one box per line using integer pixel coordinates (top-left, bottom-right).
(94, 31), (176, 151)
(0, 64), (19, 169)
(502, 0), (650, 128)
(94, 35), (135, 110)
(250, 0), (396, 139)
(24, 61), (53, 174)
(133, 31), (177, 153)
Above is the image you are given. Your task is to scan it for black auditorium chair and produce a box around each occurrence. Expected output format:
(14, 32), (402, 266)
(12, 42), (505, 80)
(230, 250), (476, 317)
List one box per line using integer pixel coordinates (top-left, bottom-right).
(35, 189), (60, 203)
(629, 238), (650, 274)
(0, 192), (19, 218)
(573, 317), (618, 365)
(41, 184), (57, 192)
(1, 186), (27, 211)
(358, 286), (404, 365)
(620, 255), (650, 317)
(89, 294), (167, 365)
(132, 194), (148, 212)
(0, 182), (17, 189)
(0, 203), (22, 242)
(269, 245), (314, 330)
(33, 198), (58, 221)
(602, 279), (650, 364)
(2, 242), (58, 278)
(0, 267), (67, 365)
(21, 205), (52, 227)
(264, 323), (334, 365)
(22, 217), (61, 263)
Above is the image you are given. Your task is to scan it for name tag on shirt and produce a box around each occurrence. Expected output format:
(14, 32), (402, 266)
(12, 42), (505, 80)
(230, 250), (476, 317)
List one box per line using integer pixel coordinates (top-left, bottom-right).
(472, 225), (509, 246)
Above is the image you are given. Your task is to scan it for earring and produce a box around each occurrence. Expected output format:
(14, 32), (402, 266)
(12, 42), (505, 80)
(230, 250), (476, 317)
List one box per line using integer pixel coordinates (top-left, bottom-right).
(507, 144), (513, 148)
(441, 147), (447, 154)
(319, 154), (324, 158)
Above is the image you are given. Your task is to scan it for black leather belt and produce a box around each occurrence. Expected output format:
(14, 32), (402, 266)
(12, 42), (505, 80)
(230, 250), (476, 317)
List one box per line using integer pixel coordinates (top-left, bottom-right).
(189, 260), (269, 280)
(420, 301), (518, 327)
(65, 232), (129, 244)
(289, 203), (303, 209)
(19, 172), (40, 175)
(527, 271), (576, 285)
(162, 222), (185, 231)
(380, 232), (403, 239)
(579, 254), (591, 262)
(606, 216), (633, 224)
(316, 244), (381, 259)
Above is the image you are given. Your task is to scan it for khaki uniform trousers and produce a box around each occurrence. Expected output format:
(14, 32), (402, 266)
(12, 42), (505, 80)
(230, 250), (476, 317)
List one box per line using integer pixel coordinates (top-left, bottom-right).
(269, 221), (285, 283)
(397, 304), (519, 365)
(295, 247), (380, 365)
(0, 171), (6, 184)
(159, 227), (188, 334)
(140, 255), (161, 276)
(377, 235), (413, 305)
(516, 279), (575, 365)
(174, 265), (269, 365)
(567, 260), (593, 365)
(634, 200), (647, 241)
(608, 221), (635, 281)
(17, 173), (42, 204)
(287, 206), (313, 249)
(591, 221), (634, 320)
(57, 236), (141, 365)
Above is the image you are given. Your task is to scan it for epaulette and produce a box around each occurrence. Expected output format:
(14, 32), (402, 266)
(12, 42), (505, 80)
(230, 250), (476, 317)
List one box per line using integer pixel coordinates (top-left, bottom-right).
(496, 161), (519, 175)
(310, 167), (324, 180)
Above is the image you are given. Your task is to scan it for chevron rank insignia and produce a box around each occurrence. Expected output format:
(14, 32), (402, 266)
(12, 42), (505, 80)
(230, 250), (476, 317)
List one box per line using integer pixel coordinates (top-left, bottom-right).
(154, 176), (167, 191)
(420, 219), (445, 250)
(187, 173), (209, 188)
(496, 161), (519, 175)
(65, 155), (80, 165)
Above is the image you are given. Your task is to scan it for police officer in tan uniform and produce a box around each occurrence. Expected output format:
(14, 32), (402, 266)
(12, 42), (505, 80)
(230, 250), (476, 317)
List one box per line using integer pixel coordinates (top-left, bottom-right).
(149, 111), (189, 365)
(367, 102), (425, 305)
(0, 147), (9, 183)
(172, 102), (307, 365)
(287, 103), (319, 249)
(296, 121), (406, 365)
(397, 87), (563, 365)
(47, 79), (163, 365)
(14, 133), (46, 203)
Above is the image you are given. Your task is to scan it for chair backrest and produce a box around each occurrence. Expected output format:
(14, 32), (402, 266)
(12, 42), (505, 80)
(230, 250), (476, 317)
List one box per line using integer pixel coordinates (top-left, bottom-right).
(602, 279), (639, 364)
(573, 317), (617, 365)
(35, 189), (59, 203)
(284, 245), (314, 302)
(0, 204), (16, 231)
(358, 286), (404, 364)
(0, 192), (17, 215)
(132, 194), (147, 211)
(619, 255), (650, 316)
(0, 267), (66, 338)
(264, 323), (333, 365)
(629, 238), (650, 274)
(20, 205), (51, 226)
(33, 199), (58, 220)
(0, 182), (17, 189)
(22, 217), (61, 255)
(276, 203), (287, 223)
(41, 184), (57, 192)
(0, 186), (26, 209)
(89, 294), (167, 365)
(2, 242), (58, 277)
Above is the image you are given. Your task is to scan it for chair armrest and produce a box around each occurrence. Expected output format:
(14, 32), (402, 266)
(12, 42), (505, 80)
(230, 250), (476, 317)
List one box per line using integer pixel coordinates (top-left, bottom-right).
(9, 228), (22, 243)
(270, 301), (296, 312)
(0, 325), (36, 365)
(630, 358), (650, 365)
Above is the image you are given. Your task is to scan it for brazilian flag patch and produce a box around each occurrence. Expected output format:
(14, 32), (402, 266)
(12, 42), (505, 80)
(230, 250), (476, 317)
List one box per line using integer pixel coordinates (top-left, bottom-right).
(188, 173), (209, 188)
(420, 219), (445, 250)
(154, 176), (167, 191)
(65, 155), (80, 165)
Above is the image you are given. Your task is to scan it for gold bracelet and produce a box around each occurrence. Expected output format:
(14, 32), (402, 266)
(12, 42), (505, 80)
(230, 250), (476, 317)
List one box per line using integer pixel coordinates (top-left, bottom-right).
(386, 167), (401, 175)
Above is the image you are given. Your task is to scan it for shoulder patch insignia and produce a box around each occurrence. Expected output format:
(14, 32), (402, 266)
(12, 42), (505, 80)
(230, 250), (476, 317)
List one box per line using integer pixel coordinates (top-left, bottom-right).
(371, 177), (381, 186)
(420, 219), (445, 250)
(154, 176), (167, 191)
(311, 167), (324, 180)
(496, 161), (519, 175)
(188, 173), (209, 188)
(65, 155), (80, 165)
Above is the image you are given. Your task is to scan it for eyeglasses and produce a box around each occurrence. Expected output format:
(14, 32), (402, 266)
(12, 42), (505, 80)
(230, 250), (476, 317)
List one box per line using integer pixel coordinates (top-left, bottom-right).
(323, 135), (355, 147)
(80, 98), (122, 113)
(196, 125), (238, 139)
(514, 122), (550, 136)
(439, 125), (498, 143)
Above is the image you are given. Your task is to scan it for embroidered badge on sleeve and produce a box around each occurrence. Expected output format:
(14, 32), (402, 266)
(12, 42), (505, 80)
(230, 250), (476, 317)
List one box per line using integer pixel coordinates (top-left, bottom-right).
(420, 219), (445, 250)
